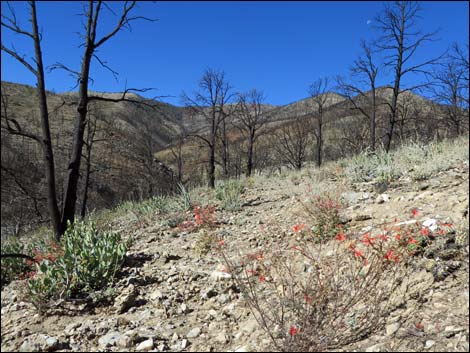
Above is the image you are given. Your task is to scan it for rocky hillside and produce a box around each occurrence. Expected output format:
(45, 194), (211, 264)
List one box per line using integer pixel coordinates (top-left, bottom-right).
(1, 137), (468, 352)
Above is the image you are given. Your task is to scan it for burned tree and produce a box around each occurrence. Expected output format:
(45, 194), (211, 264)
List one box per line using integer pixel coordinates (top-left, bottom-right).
(1, 1), (63, 237)
(2, 1), (156, 238)
(234, 89), (270, 177)
(374, 1), (441, 152)
(308, 78), (330, 167)
(182, 69), (233, 188)
(273, 117), (311, 170)
(336, 40), (380, 151)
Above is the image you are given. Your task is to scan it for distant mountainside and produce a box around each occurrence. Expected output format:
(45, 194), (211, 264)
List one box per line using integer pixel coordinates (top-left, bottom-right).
(0, 80), (451, 234)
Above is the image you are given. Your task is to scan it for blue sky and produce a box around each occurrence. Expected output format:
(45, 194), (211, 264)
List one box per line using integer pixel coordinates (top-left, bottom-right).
(1, 1), (468, 106)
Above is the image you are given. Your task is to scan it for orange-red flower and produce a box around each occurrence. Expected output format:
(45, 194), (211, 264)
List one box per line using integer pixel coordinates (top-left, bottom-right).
(259, 275), (265, 283)
(292, 224), (305, 233)
(385, 250), (399, 262)
(411, 208), (419, 217)
(336, 232), (346, 242)
(289, 325), (299, 336)
(303, 293), (313, 304)
(378, 233), (389, 242)
(362, 232), (375, 246)
(420, 227), (430, 236)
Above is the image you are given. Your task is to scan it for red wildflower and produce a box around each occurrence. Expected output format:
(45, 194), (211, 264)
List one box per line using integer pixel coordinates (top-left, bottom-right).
(411, 208), (419, 217)
(217, 240), (225, 247)
(289, 325), (299, 336)
(378, 233), (389, 242)
(354, 249), (364, 258)
(259, 275), (265, 282)
(304, 293), (313, 304)
(408, 237), (418, 245)
(442, 223), (453, 228)
(385, 250), (399, 263)
(395, 234), (401, 241)
(438, 229), (446, 235)
(292, 224), (305, 233)
(420, 227), (430, 236)
(415, 322), (424, 331)
(362, 232), (375, 246)
(336, 232), (346, 242)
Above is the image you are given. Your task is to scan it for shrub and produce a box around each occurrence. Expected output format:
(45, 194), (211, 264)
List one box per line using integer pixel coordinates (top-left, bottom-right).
(302, 193), (345, 243)
(219, 211), (451, 351)
(220, 223), (409, 352)
(174, 182), (193, 212)
(27, 221), (131, 310)
(193, 229), (219, 257)
(131, 195), (170, 227)
(177, 204), (216, 233)
(1, 240), (33, 287)
(215, 180), (245, 211)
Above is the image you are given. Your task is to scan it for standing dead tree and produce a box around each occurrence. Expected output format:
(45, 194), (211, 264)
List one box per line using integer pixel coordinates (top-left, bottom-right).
(182, 69), (233, 188)
(273, 117), (311, 170)
(53, 1), (156, 234)
(374, 1), (442, 152)
(1, 0), (63, 237)
(2, 1), (156, 238)
(308, 78), (330, 167)
(336, 40), (380, 151)
(234, 89), (270, 177)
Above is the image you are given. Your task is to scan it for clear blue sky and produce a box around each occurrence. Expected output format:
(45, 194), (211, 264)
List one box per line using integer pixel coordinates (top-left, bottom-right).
(1, 1), (468, 106)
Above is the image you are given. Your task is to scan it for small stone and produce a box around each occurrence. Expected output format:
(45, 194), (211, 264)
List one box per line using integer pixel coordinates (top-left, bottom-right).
(376, 194), (390, 204)
(136, 338), (154, 351)
(424, 340), (435, 349)
(187, 327), (201, 338)
(45, 336), (59, 351)
(98, 331), (123, 348)
(217, 294), (230, 304)
(210, 271), (232, 281)
(215, 331), (229, 344)
(180, 303), (189, 313)
(366, 343), (384, 352)
(113, 284), (139, 314)
(422, 218), (438, 232)
(386, 322), (400, 336)
(117, 335), (132, 348)
(181, 339), (189, 349)
(19, 341), (39, 352)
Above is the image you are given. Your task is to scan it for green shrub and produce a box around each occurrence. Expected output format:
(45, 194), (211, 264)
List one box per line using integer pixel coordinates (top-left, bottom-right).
(302, 192), (345, 243)
(27, 221), (131, 309)
(174, 183), (193, 212)
(215, 180), (245, 211)
(136, 195), (169, 216)
(1, 240), (32, 287)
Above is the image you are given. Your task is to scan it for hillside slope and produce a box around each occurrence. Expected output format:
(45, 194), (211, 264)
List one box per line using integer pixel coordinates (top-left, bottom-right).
(1, 137), (468, 352)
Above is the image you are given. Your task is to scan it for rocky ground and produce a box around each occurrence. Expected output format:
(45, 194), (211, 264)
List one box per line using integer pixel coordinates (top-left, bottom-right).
(1, 158), (469, 352)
